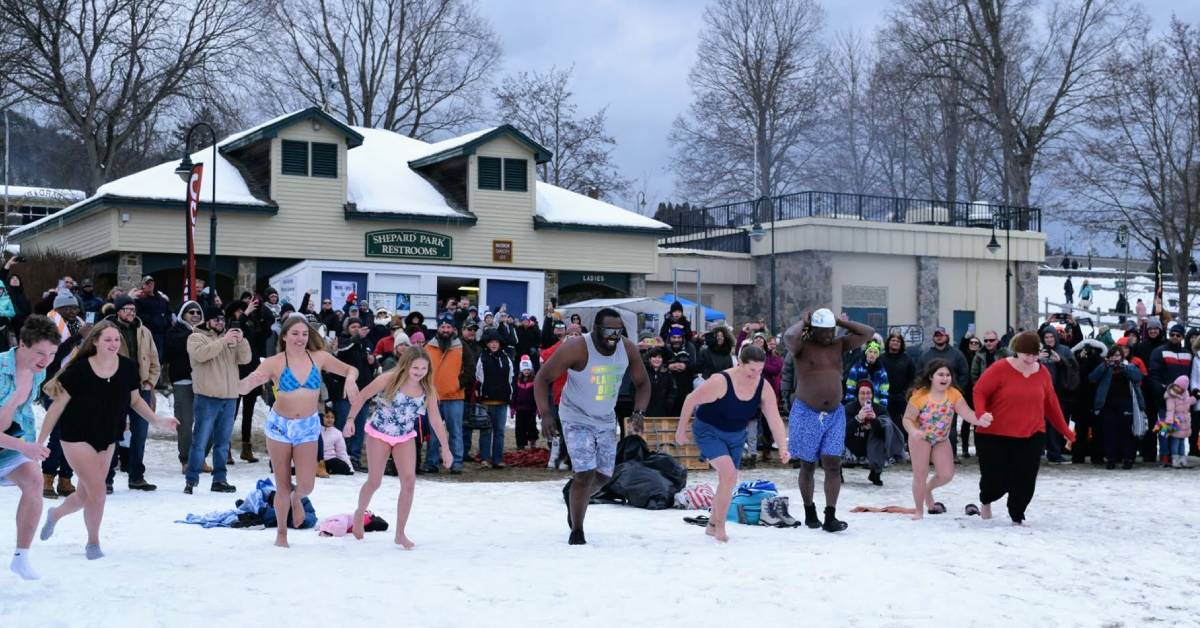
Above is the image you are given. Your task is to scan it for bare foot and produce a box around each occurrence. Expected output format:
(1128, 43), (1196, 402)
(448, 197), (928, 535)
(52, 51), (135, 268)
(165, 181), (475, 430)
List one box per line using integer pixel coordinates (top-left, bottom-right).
(290, 492), (304, 528)
(911, 513), (923, 521)
(705, 524), (729, 543)
(394, 533), (415, 549)
(352, 509), (365, 540)
(275, 534), (289, 548)
(980, 503), (992, 520)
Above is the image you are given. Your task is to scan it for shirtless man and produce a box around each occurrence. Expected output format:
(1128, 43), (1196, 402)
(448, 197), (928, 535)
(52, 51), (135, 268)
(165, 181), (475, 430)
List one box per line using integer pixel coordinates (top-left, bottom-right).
(537, 308), (649, 545)
(784, 308), (873, 532)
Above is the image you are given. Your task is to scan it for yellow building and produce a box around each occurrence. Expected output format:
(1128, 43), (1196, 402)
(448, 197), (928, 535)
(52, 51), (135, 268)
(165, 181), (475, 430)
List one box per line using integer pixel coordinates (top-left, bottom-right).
(10, 108), (669, 317)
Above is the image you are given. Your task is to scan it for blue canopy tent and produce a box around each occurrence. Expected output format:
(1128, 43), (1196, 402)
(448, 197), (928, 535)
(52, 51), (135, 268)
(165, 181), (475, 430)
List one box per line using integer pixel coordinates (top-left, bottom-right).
(658, 294), (726, 323)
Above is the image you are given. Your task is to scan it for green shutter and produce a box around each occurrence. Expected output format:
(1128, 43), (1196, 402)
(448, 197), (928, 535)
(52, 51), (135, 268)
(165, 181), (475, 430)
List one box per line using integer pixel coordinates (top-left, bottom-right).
(478, 156), (502, 190)
(503, 158), (528, 192)
(281, 140), (309, 176)
(311, 142), (338, 178)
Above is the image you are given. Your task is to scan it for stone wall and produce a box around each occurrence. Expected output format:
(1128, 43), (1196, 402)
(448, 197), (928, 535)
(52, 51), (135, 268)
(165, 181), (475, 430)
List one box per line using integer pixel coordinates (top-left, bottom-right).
(916, 256), (940, 339)
(751, 251), (832, 328)
(544, 270), (559, 312)
(116, 252), (142, 290)
(1014, 261), (1038, 331)
(236, 257), (257, 298)
(628, 274), (646, 298)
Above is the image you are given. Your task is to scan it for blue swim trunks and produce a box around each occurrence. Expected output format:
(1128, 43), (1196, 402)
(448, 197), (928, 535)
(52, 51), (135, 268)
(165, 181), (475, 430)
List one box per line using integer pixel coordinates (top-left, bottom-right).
(693, 420), (748, 468)
(787, 399), (846, 462)
(264, 409), (321, 446)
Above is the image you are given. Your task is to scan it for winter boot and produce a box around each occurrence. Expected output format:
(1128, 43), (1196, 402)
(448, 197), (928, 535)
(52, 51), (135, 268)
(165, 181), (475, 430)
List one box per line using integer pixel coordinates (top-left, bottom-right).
(56, 476), (76, 497)
(548, 439), (560, 469)
(758, 499), (787, 528)
(743, 453), (758, 469)
(1181, 455), (1191, 468)
(241, 443), (259, 463)
(822, 506), (849, 533)
(42, 474), (57, 499)
(1172, 455), (1183, 468)
(226, 450), (235, 466)
(1161, 455), (1171, 467)
(803, 503), (822, 529)
(316, 461), (330, 478)
(774, 496), (800, 527)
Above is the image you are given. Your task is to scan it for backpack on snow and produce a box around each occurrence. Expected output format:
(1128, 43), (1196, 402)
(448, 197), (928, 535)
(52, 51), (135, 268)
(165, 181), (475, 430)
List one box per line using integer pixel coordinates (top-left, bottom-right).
(725, 480), (778, 525)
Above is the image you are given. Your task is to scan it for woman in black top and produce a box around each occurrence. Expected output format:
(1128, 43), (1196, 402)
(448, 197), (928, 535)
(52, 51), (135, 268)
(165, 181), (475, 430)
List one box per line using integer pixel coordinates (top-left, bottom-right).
(36, 321), (177, 560)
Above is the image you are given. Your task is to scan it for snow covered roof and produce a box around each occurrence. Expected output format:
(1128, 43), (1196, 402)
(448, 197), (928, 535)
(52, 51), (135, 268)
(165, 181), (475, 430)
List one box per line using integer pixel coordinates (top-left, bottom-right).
(0, 185), (86, 203)
(408, 125), (553, 168)
(11, 112), (668, 237)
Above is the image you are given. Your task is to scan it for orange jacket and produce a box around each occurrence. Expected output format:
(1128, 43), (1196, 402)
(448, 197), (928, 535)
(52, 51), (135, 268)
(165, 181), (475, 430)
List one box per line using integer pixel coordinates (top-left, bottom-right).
(427, 339), (465, 400)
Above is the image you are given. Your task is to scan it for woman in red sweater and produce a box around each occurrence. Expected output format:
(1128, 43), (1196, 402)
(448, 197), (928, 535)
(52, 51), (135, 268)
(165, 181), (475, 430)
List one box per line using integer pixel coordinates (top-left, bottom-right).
(970, 331), (1075, 525)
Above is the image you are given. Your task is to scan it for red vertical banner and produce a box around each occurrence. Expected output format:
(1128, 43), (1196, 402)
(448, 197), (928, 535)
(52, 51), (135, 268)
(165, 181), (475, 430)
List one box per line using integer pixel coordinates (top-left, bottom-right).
(184, 163), (204, 301)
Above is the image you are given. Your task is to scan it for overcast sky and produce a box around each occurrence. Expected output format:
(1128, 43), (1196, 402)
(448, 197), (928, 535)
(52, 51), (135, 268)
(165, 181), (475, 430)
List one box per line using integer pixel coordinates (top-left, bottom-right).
(480, 0), (1200, 217)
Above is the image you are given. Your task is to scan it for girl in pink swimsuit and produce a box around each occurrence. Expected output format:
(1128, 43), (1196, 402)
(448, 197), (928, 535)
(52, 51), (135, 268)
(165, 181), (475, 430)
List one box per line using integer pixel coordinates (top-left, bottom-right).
(345, 346), (451, 547)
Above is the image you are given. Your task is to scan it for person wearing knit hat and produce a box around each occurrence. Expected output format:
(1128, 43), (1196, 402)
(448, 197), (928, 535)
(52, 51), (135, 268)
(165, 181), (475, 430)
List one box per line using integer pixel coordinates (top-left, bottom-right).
(409, 331), (425, 347)
(475, 331), (515, 468)
(1145, 322), (1193, 463)
(659, 301), (692, 345)
(968, 330), (1074, 524)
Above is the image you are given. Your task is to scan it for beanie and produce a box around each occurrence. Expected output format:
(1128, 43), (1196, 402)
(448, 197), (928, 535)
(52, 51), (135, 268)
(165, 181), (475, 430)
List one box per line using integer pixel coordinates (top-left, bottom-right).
(519, 356), (533, 372)
(113, 294), (135, 310)
(1170, 324), (1186, 337)
(204, 306), (225, 323)
(1009, 331), (1041, 355)
(1146, 318), (1163, 330)
(1173, 375), (1189, 390)
(53, 292), (79, 310)
(410, 331), (425, 344)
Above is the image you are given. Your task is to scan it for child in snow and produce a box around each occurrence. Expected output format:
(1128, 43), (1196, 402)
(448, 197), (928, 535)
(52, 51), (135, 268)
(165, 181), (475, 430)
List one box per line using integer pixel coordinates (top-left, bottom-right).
(512, 356), (538, 449)
(344, 346), (451, 547)
(321, 407), (354, 475)
(1159, 375), (1192, 468)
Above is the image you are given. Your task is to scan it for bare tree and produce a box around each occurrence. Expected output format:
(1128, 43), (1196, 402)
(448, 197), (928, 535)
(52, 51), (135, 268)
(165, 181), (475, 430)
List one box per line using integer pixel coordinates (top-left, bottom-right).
(812, 32), (877, 195)
(669, 0), (828, 206)
(1066, 18), (1200, 323)
(0, 0), (265, 193)
(944, 0), (1131, 208)
(266, 0), (500, 140)
(493, 66), (629, 199)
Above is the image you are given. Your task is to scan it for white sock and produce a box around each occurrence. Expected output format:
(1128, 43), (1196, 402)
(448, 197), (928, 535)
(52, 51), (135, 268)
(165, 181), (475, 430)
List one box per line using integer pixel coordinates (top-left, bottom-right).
(10, 549), (40, 581)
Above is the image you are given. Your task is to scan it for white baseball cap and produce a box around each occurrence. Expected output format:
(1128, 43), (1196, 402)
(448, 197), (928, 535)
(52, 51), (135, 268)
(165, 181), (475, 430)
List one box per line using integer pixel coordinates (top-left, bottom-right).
(811, 308), (837, 329)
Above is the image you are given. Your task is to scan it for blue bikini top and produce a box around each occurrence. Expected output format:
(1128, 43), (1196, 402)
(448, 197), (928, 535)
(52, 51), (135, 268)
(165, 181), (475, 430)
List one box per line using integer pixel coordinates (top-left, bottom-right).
(279, 352), (322, 392)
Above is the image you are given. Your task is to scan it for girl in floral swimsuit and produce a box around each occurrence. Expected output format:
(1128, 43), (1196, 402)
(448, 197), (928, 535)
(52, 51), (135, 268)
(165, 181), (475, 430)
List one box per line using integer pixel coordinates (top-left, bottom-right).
(345, 346), (451, 547)
(902, 359), (992, 520)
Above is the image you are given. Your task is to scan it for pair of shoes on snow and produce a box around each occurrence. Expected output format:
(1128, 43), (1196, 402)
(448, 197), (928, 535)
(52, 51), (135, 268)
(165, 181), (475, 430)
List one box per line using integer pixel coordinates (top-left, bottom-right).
(759, 496), (801, 528)
(803, 503), (848, 532)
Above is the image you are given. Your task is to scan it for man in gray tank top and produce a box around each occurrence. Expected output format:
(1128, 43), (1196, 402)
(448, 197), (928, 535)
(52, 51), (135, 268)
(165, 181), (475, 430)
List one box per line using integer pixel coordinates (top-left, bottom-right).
(536, 308), (649, 545)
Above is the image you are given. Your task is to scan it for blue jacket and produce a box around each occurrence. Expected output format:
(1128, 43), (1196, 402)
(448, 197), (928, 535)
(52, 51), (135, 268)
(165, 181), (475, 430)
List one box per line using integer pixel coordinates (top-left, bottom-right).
(844, 359), (890, 406)
(1089, 361), (1144, 414)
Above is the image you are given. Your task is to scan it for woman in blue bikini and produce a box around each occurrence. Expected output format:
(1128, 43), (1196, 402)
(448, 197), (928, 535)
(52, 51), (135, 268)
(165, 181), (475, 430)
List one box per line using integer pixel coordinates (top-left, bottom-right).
(239, 315), (360, 547)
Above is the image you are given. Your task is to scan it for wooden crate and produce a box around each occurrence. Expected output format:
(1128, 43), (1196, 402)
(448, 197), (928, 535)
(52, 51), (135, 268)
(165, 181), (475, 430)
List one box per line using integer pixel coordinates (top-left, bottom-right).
(624, 416), (709, 470)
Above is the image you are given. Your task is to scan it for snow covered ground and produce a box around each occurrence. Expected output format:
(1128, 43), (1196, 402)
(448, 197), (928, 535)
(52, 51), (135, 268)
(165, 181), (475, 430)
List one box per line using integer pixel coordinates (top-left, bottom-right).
(3, 412), (1198, 627)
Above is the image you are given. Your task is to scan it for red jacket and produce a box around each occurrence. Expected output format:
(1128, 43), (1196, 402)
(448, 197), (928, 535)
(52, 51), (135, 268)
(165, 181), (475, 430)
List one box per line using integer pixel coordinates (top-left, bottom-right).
(973, 359), (1073, 440)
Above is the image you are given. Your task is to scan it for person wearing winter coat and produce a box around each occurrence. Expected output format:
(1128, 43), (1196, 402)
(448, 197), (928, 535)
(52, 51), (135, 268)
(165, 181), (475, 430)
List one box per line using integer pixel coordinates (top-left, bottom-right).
(698, 326), (735, 379)
(1135, 298), (1147, 322)
(1070, 339), (1108, 464)
(658, 301), (692, 345)
(880, 332), (916, 438)
(511, 358), (538, 449)
(1147, 324), (1192, 461)
(1038, 327), (1079, 463)
(185, 306), (251, 494)
(1064, 277), (1074, 305)
(1089, 349), (1145, 469)
(403, 311), (429, 341)
(475, 331), (514, 468)
(515, 315), (542, 370)
(643, 347), (677, 417)
(843, 381), (895, 486)
(843, 341), (890, 406)
(1077, 279), (1094, 308)
(164, 301), (206, 471)
(664, 326), (697, 415)
(1158, 375), (1192, 467)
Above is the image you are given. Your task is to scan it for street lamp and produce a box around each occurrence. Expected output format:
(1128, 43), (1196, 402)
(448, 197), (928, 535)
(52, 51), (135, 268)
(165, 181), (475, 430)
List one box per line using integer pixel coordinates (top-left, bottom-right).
(986, 209), (1011, 334)
(636, 191), (646, 214)
(175, 123), (218, 299)
(1116, 225), (1130, 305)
(749, 195), (776, 333)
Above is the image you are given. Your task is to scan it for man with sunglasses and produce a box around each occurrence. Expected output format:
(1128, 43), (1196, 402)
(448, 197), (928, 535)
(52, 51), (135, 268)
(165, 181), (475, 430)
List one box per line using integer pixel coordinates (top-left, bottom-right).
(536, 308), (649, 545)
(1147, 324), (1193, 464)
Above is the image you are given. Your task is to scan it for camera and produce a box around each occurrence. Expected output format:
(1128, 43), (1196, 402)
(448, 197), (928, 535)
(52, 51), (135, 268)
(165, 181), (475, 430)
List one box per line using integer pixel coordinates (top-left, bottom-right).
(227, 320), (243, 331)
(14, 255), (26, 263)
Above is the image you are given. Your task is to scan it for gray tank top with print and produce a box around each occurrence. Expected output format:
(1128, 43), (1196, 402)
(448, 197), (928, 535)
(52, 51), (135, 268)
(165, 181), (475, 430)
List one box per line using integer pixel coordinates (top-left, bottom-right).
(559, 333), (627, 428)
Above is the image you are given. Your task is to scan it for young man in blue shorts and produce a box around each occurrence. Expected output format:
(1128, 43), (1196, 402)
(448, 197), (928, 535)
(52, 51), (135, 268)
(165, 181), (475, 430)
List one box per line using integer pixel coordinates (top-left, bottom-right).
(783, 308), (873, 532)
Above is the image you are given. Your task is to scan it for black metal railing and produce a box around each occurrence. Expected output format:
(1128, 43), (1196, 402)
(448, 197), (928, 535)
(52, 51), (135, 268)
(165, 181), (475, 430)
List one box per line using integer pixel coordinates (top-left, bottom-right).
(657, 191), (1041, 252)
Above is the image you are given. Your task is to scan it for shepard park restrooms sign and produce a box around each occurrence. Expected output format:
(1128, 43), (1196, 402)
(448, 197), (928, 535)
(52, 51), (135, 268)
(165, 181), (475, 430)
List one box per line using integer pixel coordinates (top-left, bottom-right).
(365, 229), (453, 260)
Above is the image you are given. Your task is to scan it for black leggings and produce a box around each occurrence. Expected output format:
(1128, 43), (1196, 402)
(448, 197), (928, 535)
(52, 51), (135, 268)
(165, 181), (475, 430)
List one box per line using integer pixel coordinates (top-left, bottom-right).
(976, 432), (1045, 523)
(238, 386), (262, 445)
